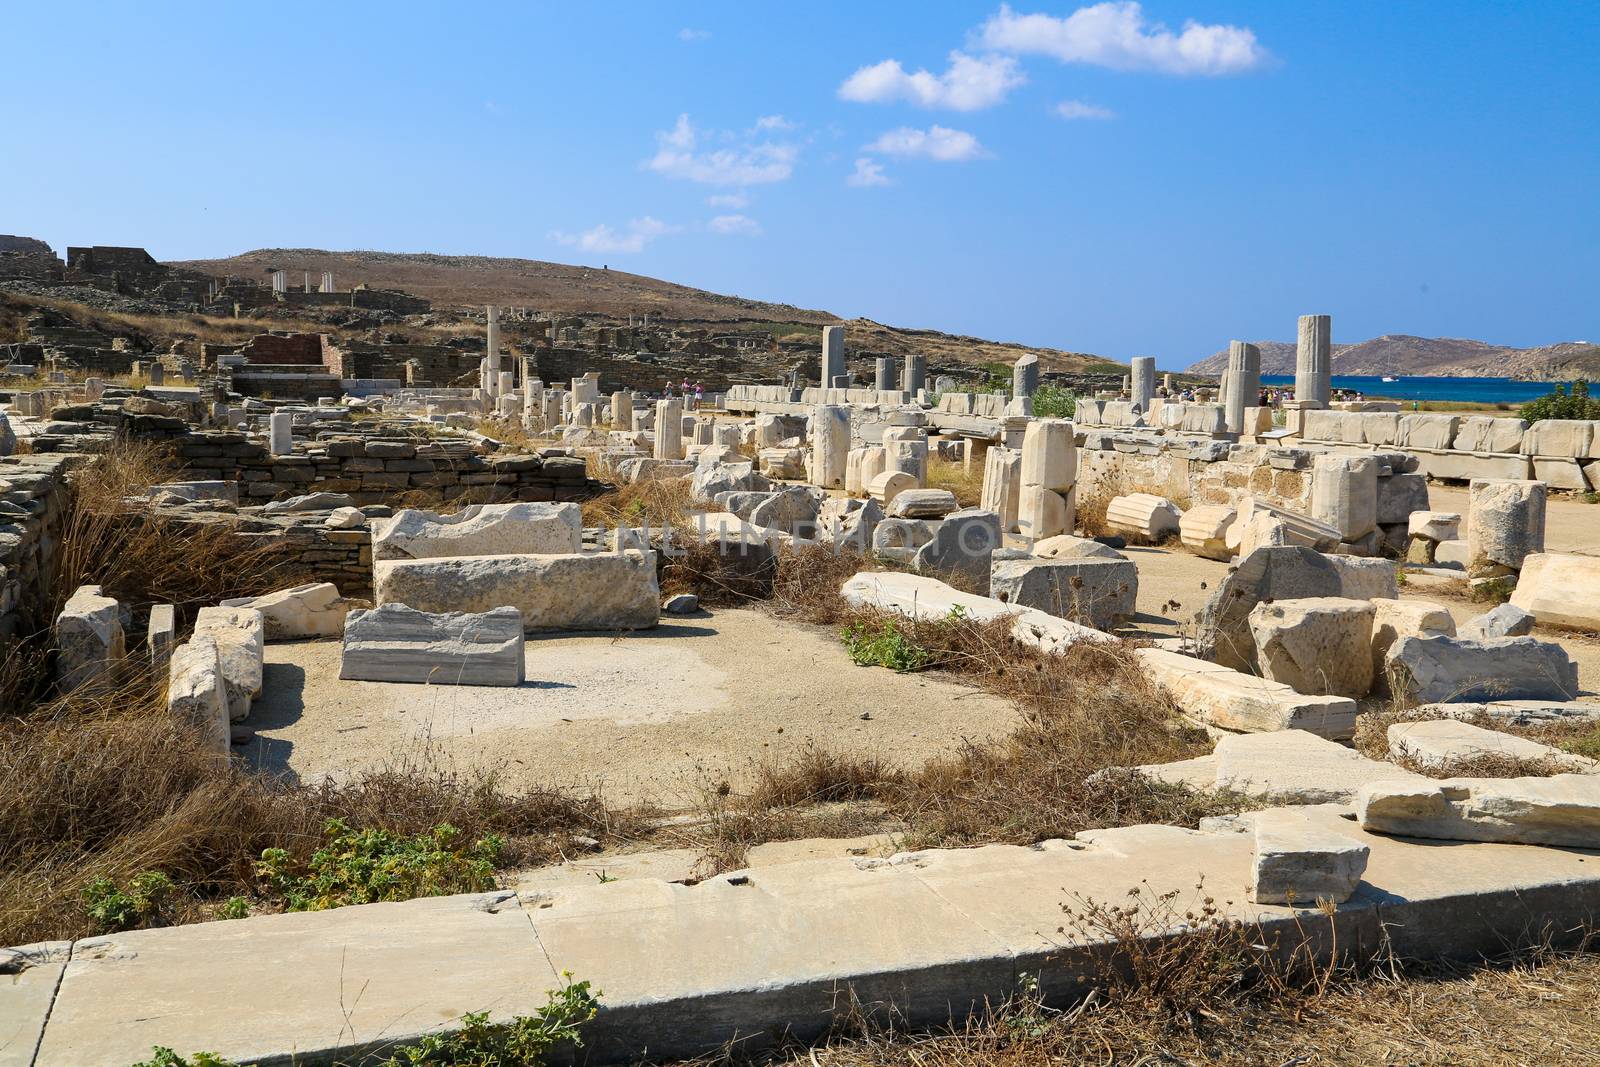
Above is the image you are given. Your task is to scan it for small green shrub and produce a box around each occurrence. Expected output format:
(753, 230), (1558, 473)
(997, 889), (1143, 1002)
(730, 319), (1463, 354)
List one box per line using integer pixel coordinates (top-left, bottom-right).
(1469, 577), (1515, 604)
(843, 620), (930, 671)
(1032, 384), (1077, 418)
(83, 871), (174, 933)
(127, 980), (598, 1067)
(216, 896), (250, 920)
(1521, 380), (1600, 424)
(375, 979), (599, 1066)
(129, 1050), (236, 1067)
(257, 819), (503, 912)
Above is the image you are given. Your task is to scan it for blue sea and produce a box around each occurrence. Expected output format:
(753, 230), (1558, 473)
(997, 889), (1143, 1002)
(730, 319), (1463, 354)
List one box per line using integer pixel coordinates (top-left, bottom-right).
(1259, 374), (1556, 405)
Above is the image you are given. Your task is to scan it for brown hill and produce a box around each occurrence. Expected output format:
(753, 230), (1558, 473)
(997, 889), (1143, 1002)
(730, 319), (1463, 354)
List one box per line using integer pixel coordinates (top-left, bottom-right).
(1187, 334), (1599, 381)
(170, 248), (1122, 375)
(172, 248), (838, 325)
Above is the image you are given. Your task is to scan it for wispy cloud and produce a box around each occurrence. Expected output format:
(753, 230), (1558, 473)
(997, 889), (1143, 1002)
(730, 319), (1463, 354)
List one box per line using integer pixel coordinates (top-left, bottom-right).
(707, 192), (750, 209)
(753, 114), (797, 131)
(1055, 99), (1115, 120)
(549, 217), (678, 255)
(865, 125), (989, 162)
(646, 114), (798, 186)
(976, 2), (1267, 76)
(708, 214), (762, 236)
(838, 51), (1024, 111)
(678, 28), (710, 42)
(847, 158), (891, 187)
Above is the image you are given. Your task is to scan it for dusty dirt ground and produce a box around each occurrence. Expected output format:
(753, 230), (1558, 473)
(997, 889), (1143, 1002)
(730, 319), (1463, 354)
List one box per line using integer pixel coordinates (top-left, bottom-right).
(242, 607), (1020, 806)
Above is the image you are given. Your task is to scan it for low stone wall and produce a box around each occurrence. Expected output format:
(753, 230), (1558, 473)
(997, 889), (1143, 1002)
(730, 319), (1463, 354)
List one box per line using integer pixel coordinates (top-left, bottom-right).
(0, 454), (73, 641)
(151, 431), (596, 507)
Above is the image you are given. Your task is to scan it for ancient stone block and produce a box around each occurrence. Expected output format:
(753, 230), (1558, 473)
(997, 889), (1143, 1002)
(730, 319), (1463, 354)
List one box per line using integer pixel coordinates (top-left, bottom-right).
(1357, 774), (1600, 848)
(1251, 808), (1369, 905)
(193, 606), (265, 723)
(375, 551), (660, 631)
(989, 554), (1136, 631)
(1386, 634), (1579, 704)
(1510, 552), (1600, 631)
(340, 604), (524, 686)
(55, 584), (125, 694)
(1467, 479), (1545, 575)
(372, 502), (582, 561)
(221, 583), (351, 641)
(1248, 597), (1375, 698)
(1200, 546), (1343, 672)
(167, 635), (229, 754)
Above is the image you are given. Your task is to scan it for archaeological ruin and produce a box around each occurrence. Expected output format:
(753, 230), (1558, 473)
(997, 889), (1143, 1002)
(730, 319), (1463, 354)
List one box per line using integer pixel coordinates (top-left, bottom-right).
(4, 241), (1600, 1066)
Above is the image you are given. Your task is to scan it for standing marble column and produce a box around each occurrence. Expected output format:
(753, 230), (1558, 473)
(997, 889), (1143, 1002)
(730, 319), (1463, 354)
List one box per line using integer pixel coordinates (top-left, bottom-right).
(484, 306), (501, 396)
(1223, 341), (1261, 435)
(269, 411), (292, 455)
(611, 389), (632, 427)
(1013, 354), (1039, 399)
(820, 325), (845, 386)
(654, 398), (683, 460)
(1296, 314), (1332, 409)
(874, 357), (895, 391)
(1130, 356), (1156, 412)
(903, 353), (927, 395)
(811, 405), (850, 488)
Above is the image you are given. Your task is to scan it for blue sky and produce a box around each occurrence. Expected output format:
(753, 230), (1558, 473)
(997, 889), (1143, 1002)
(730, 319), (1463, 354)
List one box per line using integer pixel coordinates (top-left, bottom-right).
(2, 1), (1596, 369)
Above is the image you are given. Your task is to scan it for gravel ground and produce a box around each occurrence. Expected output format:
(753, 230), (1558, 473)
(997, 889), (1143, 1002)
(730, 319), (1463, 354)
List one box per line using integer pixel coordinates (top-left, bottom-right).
(243, 607), (1021, 807)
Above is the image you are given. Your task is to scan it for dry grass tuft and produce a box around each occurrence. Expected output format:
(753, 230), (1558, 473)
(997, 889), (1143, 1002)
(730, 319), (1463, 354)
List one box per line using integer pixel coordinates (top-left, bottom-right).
(0, 676), (643, 944)
(581, 474), (697, 531)
(925, 458), (982, 509)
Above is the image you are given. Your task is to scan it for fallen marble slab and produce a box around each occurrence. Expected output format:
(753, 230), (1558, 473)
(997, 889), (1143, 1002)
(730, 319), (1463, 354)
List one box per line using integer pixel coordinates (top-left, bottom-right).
(16, 807), (1600, 1064)
(1135, 649), (1359, 739)
(222, 582), (350, 641)
(375, 551), (660, 632)
(1357, 774), (1600, 847)
(840, 571), (1113, 654)
(1211, 730), (1427, 803)
(372, 502), (583, 561)
(1386, 718), (1597, 776)
(1251, 808), (1370, 905)
(340, 604), (525, 686)
(1386, 634), (1580, 704)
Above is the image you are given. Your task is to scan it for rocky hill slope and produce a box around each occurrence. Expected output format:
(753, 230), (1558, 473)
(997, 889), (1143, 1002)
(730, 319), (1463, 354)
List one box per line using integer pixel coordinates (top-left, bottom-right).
(171, 248), (1123, 375)
(1187, 334), (1600, 381)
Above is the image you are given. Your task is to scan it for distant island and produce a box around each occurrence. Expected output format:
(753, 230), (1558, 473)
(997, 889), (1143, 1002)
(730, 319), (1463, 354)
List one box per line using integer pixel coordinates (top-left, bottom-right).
(1187, 334), (1600, 382)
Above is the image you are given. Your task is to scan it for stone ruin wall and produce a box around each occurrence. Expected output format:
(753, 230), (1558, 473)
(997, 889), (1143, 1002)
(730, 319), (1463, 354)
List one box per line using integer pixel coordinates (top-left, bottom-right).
(1076, 443), (1311, 515)
(0, 455), (73, 644)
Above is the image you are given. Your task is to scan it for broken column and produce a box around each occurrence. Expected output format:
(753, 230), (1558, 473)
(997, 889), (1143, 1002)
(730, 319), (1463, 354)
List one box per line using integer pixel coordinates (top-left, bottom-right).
(610, 390), (632, 427)
(1013, 353), (1039, 400)
(55, 585), (125, 694)
(1130, 356), (1156, 412)
(903, 354), (927, 395)
(874, 358), (895, 391)
(1295, 314), (1332, 408)
(268, 412), (293, 455)
(882, 426), (928, 486)
(1467, 479), (1546, 578)
(980, 446), (1022, 532)
(654, 398), (684, 460)
(811, 405), (850, 488)
(1016, 418), (1076, 540)
(484, 306), (501, 396)
(820, 325), (845, 386)
(1310, 454), (1379, 550)
(1222, 340), (1260, 435)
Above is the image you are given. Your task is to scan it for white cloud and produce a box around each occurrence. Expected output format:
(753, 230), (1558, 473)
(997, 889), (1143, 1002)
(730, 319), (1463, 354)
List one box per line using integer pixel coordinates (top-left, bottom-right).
(646, 114), (799, 186)
(678, 28), (709, 42)
(707, 192), (750, 209)
(977, 2), (1268, 76)
(1055, 99), (1115, 120)
(549, 217), (678, 255)
(865, 125), (989, 162)
(838, 50), (1023, 111)
(847, 158), (891, 187)
(754, 114), (797, 131)
(708, 214), (762, 236)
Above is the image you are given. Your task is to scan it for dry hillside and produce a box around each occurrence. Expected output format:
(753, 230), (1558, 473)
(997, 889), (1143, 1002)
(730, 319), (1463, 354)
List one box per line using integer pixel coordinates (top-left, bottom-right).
(170, 248), (1123, 375)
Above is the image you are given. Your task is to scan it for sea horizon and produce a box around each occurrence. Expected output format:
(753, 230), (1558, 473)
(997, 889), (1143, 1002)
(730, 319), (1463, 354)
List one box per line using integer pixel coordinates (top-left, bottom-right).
(1258, 373), (1561, 405)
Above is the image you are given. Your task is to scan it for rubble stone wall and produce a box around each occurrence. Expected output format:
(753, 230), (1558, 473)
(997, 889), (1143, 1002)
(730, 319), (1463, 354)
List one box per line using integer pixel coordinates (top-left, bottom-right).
(0, 454), (73, 642)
